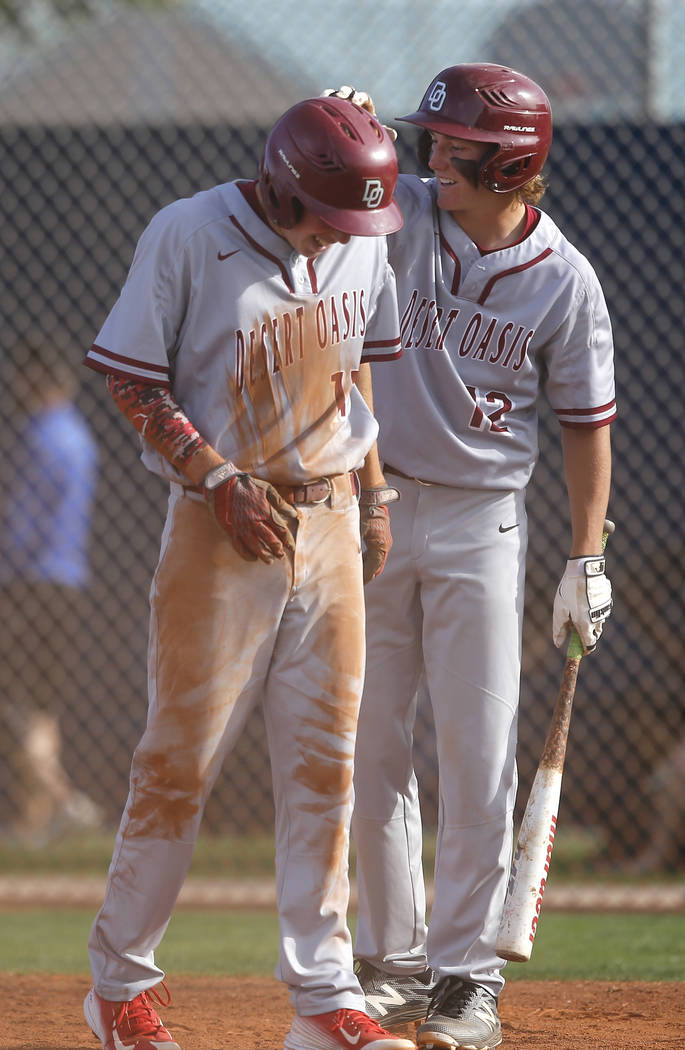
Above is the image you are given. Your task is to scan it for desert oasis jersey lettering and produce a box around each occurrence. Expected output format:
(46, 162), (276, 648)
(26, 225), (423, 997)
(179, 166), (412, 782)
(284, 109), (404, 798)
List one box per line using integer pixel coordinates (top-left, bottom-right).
(234, 289), (367, 395)
(86, 181), (401, 483)
(372, 175), (616, 491)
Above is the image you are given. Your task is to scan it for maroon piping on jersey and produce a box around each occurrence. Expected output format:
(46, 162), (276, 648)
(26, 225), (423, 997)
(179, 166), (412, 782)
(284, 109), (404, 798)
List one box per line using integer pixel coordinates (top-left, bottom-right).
(306, 258), (319, 293)
(477, 248), (554, 306)
(554, 400), (618, 429)
(361, 337), (402, 363)
(229, 214), (296, 293)
(236, 178), (323, 293)
(86, 345), (171, 387)
(439, 233), (462, 295)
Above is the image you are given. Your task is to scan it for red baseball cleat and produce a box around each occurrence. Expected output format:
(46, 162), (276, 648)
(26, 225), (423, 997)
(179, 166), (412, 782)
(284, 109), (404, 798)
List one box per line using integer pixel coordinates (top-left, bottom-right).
(84, 983), (181, 1049)
(284, 1008), (416, 1050)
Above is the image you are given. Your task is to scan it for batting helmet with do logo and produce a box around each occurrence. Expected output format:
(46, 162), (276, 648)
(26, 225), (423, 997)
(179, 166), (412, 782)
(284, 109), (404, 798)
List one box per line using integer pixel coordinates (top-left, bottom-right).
(398, 63), (552, 193)
(259, 97), (402, 235)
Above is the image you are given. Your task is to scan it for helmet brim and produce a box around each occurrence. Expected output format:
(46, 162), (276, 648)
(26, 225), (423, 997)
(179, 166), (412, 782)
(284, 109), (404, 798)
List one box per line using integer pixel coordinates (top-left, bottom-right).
(397, 111), (505, 144)
(301, 192), (404, 236)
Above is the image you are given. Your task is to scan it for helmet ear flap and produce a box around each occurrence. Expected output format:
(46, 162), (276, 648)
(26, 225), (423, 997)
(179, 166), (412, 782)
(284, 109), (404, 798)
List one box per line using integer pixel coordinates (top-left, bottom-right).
(477, 143), (501, 190)
(258, 152), (304, 228)
(482, 151), (534, 192)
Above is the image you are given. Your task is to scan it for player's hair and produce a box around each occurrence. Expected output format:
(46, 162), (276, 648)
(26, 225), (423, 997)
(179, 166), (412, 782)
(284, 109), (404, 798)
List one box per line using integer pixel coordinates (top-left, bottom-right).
(518, 173), (547, 206)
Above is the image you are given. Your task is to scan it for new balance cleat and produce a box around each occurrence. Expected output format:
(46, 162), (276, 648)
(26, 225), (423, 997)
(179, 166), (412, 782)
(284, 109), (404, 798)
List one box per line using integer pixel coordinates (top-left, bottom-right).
(284, 1008), (417, 1050)
(83, 984), (181, 1049)
(355, 960), (437, 1025)
(417, 977), (501, 1050)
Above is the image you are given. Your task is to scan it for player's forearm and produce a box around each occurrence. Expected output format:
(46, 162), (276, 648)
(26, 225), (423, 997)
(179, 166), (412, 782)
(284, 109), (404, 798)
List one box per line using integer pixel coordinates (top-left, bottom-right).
(355, 363), (387, 489)
(105, 375), (224, 485)
(562, 424), (612, 555)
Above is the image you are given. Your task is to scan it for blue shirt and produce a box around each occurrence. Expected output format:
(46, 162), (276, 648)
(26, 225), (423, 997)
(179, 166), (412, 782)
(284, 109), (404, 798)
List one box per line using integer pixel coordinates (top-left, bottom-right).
(0, 402), (98, 587)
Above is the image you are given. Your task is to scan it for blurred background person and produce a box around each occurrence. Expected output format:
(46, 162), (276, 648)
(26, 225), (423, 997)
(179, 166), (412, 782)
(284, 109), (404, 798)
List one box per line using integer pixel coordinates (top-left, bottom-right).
(0, 334), (101, 843)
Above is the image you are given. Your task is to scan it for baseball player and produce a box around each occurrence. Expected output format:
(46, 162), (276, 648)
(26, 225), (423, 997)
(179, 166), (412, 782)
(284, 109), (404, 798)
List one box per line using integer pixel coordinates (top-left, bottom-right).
(81, 96), (414, 1050)
(327, 67), (615, 1050)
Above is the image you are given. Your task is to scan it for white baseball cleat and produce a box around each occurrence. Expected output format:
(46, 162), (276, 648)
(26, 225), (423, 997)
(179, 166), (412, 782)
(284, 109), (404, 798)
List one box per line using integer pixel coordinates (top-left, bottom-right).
(284, 1008), (416, 1050)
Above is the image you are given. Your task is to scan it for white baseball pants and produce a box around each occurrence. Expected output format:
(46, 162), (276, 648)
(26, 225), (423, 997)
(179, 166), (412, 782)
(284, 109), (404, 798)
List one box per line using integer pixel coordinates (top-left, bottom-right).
(352, 477), (527, 997)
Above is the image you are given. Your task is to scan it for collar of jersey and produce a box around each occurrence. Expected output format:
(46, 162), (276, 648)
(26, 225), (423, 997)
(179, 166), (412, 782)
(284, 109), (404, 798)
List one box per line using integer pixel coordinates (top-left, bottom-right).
(220, 180), (301, 262)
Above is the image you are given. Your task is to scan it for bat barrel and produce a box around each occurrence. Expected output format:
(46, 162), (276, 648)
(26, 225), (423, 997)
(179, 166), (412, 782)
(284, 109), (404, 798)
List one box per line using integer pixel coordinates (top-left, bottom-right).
(495, 766), (562, 961)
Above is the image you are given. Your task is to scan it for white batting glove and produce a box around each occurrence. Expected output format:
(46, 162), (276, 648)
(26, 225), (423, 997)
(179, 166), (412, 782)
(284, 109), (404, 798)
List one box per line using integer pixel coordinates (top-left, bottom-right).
(552, 556), (612, 654)
(323, 85), (375, 111)
(322, 86), (398, 140)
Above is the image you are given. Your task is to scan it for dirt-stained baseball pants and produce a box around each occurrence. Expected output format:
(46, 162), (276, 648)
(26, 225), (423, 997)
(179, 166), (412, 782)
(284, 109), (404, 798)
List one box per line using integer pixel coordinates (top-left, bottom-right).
(88, 475), (367, 1016)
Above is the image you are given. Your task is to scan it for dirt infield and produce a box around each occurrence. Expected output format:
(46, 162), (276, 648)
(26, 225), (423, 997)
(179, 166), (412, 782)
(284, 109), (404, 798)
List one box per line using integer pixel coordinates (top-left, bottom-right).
(4, 974), (683, 1050)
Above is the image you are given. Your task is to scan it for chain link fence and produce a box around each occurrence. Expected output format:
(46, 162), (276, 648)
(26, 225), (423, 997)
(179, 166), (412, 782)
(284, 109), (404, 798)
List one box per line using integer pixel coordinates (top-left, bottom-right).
(0, 0), (683, 872)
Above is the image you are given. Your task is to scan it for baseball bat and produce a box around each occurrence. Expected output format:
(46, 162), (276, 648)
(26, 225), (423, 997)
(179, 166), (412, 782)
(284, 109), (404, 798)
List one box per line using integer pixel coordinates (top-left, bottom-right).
(495, 519), (615, 962)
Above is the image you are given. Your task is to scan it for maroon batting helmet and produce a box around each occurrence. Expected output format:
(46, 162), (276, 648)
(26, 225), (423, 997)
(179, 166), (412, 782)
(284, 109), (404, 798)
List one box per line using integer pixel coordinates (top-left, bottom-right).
(258, 96), (402, 235)
(398, 63), (552, 193)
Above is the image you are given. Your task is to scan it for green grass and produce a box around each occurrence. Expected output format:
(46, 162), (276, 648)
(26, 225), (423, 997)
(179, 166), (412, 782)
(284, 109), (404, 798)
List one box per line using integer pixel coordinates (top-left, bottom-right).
(0, 832), (280, 877)
(2, 830), (683, 983)
(2, 909), (683, 980)
(2, 826), (675, 881)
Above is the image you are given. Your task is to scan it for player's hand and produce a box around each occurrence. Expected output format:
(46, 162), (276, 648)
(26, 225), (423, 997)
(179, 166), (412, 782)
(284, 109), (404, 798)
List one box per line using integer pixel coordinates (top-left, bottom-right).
(552, 556), (612, 653)
(359, 485), (400, 583)
(206, 473), (297, 563)
(322, 86), (398, 141)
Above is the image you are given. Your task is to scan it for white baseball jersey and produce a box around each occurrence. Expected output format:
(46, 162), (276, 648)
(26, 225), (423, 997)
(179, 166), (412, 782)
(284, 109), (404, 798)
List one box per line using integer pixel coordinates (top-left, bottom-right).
(86, 180), (401, 482)
(353, 173), (617, 998)
(372, 174), (616, 488)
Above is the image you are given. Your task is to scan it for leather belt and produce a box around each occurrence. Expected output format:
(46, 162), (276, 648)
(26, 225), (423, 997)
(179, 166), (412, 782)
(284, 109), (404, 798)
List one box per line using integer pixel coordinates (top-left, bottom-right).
(384, 464), (435, 487)
(272, 477), (333, 505)
(184, 474), (347, 505)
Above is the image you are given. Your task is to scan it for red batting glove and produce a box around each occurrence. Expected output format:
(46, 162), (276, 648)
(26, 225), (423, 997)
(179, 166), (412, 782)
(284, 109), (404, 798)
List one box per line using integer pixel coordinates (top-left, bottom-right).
(360, 503), (393, 583)
(206, 473), (297, 563)
(358, 484), (400, 583)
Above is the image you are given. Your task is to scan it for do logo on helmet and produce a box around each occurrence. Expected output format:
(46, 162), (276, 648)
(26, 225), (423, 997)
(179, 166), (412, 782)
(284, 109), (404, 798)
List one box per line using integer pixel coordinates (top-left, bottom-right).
(362, 179), (384, 209)
(427, 82), (447, 111)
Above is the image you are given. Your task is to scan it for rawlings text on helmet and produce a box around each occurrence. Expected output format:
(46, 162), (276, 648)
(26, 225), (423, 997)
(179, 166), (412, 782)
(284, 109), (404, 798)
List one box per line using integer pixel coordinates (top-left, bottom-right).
(278, 149), (301, 179)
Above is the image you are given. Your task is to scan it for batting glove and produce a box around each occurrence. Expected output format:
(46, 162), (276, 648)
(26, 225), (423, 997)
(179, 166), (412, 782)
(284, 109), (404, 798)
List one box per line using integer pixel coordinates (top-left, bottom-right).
(358, 485), (400, 584)
(203, 465), (297, 564)
(552, 556), (613, 653)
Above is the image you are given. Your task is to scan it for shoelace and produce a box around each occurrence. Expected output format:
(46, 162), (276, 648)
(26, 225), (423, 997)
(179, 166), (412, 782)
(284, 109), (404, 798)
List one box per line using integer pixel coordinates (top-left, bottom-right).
(427, 977), (475, 1017)
(113, 982), (172, 1037)
(331, 1009), (388, 1038)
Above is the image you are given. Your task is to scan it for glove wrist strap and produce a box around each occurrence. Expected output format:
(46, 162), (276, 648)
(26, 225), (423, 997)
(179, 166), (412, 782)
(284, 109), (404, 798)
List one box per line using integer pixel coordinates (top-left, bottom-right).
(565, 555), (605, 578)
(202, 461), (242, 494)
(359, 485), (400, 506)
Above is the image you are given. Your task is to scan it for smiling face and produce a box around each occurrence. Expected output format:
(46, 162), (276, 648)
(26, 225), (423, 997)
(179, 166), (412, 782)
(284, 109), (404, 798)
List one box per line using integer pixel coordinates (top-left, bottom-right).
(281, 210), (352, 258)
(427, 131), (491, 214)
